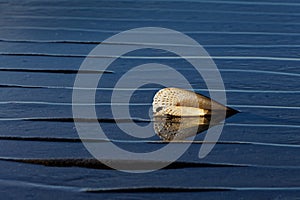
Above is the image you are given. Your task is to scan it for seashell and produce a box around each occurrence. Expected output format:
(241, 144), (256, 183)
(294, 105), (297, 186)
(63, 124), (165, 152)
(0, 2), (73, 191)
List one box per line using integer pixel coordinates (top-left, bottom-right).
(152, 87), (235, 117)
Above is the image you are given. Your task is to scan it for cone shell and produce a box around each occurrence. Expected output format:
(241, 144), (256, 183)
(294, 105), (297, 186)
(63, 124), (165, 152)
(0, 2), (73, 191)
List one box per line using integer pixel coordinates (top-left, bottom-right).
(152, 87), (229, 117)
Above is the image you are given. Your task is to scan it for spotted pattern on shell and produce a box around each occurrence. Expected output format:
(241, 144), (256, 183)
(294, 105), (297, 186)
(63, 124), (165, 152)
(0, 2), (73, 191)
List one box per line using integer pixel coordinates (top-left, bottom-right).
(152, 88), (214, 117)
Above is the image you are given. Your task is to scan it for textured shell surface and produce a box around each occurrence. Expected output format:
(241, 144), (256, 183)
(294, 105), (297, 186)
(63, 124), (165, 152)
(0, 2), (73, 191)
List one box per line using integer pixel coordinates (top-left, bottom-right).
(152, 88), (212, 117)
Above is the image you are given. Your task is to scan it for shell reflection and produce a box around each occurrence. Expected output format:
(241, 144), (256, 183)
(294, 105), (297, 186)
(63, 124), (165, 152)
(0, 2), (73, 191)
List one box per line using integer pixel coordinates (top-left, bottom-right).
(153, 116), (224, 141)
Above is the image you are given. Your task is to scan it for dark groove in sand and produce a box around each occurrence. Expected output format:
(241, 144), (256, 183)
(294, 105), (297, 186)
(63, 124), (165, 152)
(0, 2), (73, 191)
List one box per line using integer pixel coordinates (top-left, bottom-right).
(0, 136), (251, 144)
(0, 117), (150, 123)
(1, 136), (300, 149)
(2, 52), (300, 61)
(0, 157), (244, 170)
(0, 117), (151, 123)
(0, 84), (46, 89)
(0, 38), (101, 44)
(84, 187), (231, 193)
(1, 52), (87, 58)
(1, 178), (299, 193)
(27, 117), (150, 123)
(83, 186), (300, 193)
(3, 39), (300, 48)
(0, 68), (113, 74)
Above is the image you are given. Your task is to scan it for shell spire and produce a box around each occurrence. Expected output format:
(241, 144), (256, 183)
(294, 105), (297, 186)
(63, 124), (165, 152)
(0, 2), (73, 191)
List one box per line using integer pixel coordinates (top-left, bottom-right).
(152, 87), (237, 117)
